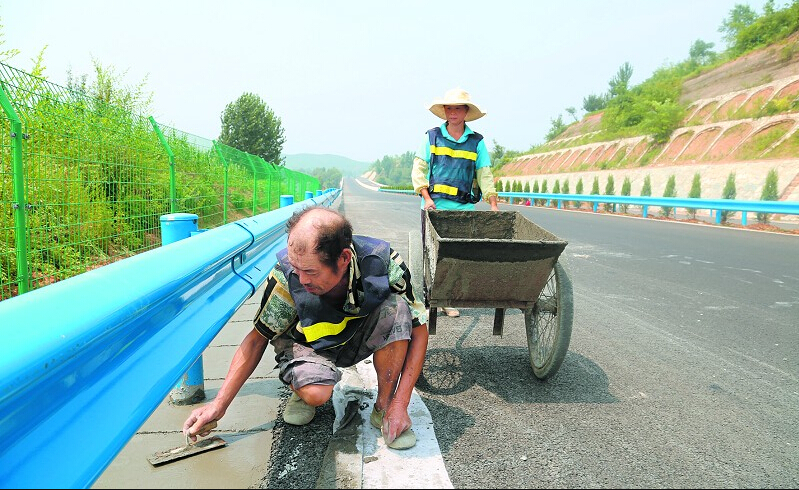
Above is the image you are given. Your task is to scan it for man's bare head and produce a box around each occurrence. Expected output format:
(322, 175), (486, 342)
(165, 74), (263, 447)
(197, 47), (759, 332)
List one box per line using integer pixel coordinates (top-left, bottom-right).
(286, 206), (352, 270)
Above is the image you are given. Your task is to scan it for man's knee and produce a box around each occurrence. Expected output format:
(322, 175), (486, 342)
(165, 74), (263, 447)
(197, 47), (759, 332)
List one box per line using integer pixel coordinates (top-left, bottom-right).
(295, 384), (334, 407)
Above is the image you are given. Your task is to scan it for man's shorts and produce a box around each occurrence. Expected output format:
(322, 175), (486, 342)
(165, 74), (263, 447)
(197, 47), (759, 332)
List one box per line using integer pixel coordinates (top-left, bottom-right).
(271, 294), (413, 389)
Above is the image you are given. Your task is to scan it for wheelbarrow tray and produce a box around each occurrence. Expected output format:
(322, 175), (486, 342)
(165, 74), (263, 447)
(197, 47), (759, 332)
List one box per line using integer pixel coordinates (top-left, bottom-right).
(424, 210), (567, 309)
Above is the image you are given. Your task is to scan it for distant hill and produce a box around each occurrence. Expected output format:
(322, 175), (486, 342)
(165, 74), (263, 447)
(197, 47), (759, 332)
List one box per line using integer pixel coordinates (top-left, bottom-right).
(283, 153), (372, 177)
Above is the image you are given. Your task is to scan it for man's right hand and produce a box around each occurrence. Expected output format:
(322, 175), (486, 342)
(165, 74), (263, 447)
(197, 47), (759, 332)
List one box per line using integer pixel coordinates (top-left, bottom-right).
(183, 403), (225, 442)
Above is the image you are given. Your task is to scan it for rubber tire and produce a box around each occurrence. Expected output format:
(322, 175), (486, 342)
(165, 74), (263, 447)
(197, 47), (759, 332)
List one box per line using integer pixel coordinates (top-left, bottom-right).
(524, 261), (573, 379)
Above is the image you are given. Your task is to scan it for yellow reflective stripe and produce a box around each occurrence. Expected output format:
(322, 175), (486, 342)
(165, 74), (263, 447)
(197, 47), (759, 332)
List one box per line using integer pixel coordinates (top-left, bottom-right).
(430, 145), (478, 161)
(431, 184), (459, 196)
(302, 315), (365, 342)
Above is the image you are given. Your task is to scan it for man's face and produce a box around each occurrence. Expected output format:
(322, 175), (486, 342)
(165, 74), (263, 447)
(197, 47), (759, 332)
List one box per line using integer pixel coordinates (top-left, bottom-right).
(287, 247), (347, 296)
(444, 104), (468, 125)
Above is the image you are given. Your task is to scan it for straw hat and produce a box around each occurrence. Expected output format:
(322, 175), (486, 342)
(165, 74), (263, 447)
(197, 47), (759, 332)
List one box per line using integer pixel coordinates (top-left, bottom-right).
(428, 88), (486, 122)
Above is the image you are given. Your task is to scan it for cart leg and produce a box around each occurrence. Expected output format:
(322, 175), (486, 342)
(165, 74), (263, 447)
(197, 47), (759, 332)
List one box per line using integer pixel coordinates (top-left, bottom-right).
(429, 307), (437, 335)
(493, 308), (505, 336)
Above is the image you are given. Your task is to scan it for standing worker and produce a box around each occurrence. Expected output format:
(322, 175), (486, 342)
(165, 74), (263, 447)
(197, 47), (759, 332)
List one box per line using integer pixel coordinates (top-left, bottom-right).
(182, 206), (429, 450)
(411, 87), (500, 317)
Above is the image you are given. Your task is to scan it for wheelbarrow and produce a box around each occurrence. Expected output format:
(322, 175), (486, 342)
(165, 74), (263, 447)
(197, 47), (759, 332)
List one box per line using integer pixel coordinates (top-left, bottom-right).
(408, 209), (573, 379)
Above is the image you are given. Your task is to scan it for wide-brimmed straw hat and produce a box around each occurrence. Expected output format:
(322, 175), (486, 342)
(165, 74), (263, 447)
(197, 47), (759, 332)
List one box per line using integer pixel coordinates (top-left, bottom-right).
(428, 88), (486, 122)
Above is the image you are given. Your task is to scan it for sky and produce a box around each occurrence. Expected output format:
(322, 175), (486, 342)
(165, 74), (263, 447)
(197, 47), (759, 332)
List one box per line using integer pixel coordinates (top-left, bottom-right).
(1, 0), (772, 163)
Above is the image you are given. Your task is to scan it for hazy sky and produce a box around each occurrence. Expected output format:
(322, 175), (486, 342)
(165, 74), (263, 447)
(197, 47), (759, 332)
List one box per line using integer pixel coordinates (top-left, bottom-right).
(2, 0), (771, 163)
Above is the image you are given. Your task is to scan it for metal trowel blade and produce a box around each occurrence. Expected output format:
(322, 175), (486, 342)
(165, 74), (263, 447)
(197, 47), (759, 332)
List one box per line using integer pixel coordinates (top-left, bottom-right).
(147, 436), (227, 466)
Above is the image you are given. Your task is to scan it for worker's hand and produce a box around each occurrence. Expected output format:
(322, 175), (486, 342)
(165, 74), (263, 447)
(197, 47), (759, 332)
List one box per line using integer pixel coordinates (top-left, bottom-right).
(490, 203), (500, 211)
(423, 198), (436, 211)
(381, 403), (412, 447)
(182, 403), (224, 442)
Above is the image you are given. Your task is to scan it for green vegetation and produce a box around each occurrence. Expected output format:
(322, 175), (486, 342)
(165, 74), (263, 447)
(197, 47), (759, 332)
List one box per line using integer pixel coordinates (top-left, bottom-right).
(620, 176), (632, 213)
(485, 1), (799, 176)
(757, 168), (780, 223)
(369, 151), (415, 187)
(604, 175), (615, 212)
(641, 175), (652, 196)
(687, 172), (702, 219)
(590, 176), (600, 195)
(721, 172), (738, 223)
(218, 92), (286, 165)
(661, 174), (678, 217)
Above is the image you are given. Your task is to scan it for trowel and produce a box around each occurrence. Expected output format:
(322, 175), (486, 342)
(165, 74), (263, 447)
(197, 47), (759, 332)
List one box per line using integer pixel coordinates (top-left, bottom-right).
(147, 421), (227, 466)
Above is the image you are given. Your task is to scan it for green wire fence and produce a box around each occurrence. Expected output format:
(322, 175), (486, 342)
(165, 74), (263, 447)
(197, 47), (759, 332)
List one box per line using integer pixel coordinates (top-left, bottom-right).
(0, 62), (319, 301)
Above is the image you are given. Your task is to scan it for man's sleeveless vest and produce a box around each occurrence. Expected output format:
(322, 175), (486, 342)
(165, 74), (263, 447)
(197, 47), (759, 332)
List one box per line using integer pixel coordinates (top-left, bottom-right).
(277, 235), (391, 351)
(426, 126), (483, 204)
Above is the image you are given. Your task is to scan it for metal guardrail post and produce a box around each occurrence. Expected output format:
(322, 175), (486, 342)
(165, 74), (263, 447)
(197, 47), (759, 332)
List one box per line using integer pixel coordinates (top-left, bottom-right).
(280, 195), (294, 207)
(305, 191), (314, 200)
(159, 212), (205, 405)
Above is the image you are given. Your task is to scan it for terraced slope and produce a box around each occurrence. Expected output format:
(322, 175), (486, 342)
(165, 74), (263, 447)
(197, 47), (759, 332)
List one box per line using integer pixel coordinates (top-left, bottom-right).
(497, 33), (799, 205)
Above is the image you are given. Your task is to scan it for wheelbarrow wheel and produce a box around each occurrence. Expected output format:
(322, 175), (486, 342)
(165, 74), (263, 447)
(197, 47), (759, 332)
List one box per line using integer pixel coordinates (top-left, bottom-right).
(524, 261), (573, 379)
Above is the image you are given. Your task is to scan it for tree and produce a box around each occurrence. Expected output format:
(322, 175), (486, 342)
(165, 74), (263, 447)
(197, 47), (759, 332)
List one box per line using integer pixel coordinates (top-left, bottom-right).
(545, 114), (568, 142)
(661, 174), (677, 217)
(590, 176), (600, 195)
(718, 4), (758, 47)
(311, 167), (342, 190)
(496, 180), (504, 193)
(565, 107), (579, 122)
(562, 180), (570, 208)
(757, 169), (779, 224)
(641, 175), (652, 196)
(687, 173), (702, 219)
(609, 62), (634, 98)
(620, 176), (632, 213)
(721, 172), (737, 223)
(689, 39), (718, 66)
(219, 92), (286, 165)
(583, 93), (607, 112)
(604, 175), (616, 212)
(491, 139), (506, 163)
(523, 181), (530, 193)
(576, 178), (584, 209)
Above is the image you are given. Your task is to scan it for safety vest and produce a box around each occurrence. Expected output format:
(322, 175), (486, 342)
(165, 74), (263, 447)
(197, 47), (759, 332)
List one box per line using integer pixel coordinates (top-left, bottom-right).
(427, 126), (483, 204)
(277, 235), (391, 351)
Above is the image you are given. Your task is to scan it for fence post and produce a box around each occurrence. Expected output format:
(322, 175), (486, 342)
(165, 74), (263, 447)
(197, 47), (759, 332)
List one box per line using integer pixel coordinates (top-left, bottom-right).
(0, 82), (30, 295)
(149, 117), (177, 214)
(159, 212), (206, 405)
(305, 191), (314, 200)
(212, 141), (229, 224)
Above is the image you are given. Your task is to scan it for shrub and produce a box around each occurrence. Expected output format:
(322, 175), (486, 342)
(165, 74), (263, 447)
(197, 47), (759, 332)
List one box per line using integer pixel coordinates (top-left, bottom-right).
(661, 174), (677, 217)
(620, 176), (632, 213)
(720, 172), (737, 223)
(575, 178), (584, 209)
(590, 176), (600, 194)
(687, 173), (701, 219)
(641, 175), (652, 196)
(604, 175), (616, 212)
(562, 180), (570, 208)
(757, 168), (779, 224)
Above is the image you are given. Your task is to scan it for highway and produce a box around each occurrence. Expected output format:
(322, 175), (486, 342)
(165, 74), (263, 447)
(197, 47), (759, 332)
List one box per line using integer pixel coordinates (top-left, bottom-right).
(267, 177), (799, 488)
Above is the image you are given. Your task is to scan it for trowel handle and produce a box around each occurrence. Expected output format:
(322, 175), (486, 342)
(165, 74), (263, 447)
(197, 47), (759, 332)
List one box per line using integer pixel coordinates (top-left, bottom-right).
(186, 420), (218, 445)
(197, 420), (218, 434)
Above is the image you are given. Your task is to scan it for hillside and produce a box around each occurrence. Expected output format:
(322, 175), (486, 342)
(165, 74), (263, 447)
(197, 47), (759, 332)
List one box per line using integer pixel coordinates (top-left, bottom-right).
(496, 32), (799, 208)
(284, 153), (372, 177)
